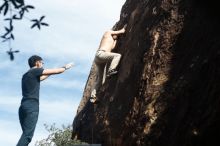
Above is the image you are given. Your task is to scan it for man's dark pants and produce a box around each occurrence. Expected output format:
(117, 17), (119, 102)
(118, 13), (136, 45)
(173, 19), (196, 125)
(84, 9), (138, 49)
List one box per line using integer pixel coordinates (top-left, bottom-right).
(17, 99), (39, 146)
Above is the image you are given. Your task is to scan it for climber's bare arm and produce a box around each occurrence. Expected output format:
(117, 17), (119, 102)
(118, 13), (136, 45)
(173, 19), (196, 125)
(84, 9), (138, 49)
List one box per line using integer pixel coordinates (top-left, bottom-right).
(109, 28), (125, 35)
(109, 25), (127, 35)
(112, 39), (117, 50)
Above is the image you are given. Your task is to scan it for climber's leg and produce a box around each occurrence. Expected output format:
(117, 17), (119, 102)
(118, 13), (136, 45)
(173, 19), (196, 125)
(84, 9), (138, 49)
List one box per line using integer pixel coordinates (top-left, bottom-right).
(90, 62), (105, 103)
(95, 50), (122, 77)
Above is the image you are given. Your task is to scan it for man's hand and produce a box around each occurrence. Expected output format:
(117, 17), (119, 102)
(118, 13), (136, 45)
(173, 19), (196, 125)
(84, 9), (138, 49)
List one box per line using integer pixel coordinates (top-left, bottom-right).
(123, 24), (127, 31)
(123, 24), (127, 29)
(110, 24), (127, 35)
(121, 28), (125, 33)
(121, 24), (127, 33)
(64, 62), (74, 70)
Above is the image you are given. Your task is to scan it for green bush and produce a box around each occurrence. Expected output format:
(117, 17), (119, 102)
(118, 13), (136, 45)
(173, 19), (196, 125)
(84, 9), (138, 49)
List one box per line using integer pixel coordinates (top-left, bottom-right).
(35, 123), (87, 146)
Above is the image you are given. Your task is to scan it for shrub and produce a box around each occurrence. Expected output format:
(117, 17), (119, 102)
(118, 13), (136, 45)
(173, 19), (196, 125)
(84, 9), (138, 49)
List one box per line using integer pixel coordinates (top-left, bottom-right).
(35, 123), (87, 146)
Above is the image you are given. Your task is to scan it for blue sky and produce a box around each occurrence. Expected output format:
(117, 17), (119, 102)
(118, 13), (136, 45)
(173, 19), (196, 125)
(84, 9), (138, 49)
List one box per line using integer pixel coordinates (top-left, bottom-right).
(0, 0), (125, 145)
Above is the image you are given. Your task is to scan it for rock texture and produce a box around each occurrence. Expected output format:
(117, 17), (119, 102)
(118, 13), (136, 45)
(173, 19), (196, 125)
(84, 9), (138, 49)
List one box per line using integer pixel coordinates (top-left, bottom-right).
(72, 0), (220, 146)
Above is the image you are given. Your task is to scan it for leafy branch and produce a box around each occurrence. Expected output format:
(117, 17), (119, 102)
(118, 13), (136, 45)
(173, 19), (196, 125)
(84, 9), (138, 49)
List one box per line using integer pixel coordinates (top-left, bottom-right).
(31, 16), (49, 29)
(0, 0), (49, 61)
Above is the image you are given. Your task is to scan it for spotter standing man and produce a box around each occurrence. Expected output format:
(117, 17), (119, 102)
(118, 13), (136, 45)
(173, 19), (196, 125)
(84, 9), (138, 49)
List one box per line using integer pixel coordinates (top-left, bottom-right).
(17, 55), (73, 146)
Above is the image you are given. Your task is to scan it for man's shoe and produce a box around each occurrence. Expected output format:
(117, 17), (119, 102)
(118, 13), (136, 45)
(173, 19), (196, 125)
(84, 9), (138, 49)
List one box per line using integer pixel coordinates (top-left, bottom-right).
(107, 69), (118, 77)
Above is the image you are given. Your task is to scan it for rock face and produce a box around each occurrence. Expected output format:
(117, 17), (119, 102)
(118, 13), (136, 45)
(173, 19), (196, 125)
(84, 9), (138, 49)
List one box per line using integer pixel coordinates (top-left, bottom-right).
(72, 0), (220, 146)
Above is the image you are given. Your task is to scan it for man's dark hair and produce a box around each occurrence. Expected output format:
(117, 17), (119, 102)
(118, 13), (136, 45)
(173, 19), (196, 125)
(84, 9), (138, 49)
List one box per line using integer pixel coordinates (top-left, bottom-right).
(28, 55), (43, 68)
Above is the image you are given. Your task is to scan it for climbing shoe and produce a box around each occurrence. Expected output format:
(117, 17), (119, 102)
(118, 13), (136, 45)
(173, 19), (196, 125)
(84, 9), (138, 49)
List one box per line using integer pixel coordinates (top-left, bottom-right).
(107, 69), (118, 78)
(90, 96), (97, 103)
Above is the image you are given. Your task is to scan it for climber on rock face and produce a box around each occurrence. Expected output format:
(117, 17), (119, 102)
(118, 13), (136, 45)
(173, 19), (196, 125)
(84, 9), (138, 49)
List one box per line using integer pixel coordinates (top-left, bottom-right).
(90, 25), (127, 103)
(17, 55), (74, 146)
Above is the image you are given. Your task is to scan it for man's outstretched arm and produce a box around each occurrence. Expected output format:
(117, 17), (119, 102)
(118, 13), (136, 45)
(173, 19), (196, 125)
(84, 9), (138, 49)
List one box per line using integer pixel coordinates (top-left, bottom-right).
(40, 75), (50, 81)
(40, 62), (73, 81)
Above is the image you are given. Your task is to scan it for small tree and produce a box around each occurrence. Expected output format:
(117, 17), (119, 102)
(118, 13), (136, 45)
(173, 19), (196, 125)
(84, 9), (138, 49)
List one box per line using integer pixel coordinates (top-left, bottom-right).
(35, 123), (87, 146)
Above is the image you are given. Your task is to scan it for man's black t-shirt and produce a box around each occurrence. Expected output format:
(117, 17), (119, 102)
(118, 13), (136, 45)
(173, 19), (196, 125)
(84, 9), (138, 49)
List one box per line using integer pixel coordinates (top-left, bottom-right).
(21, 68), (44, 102)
